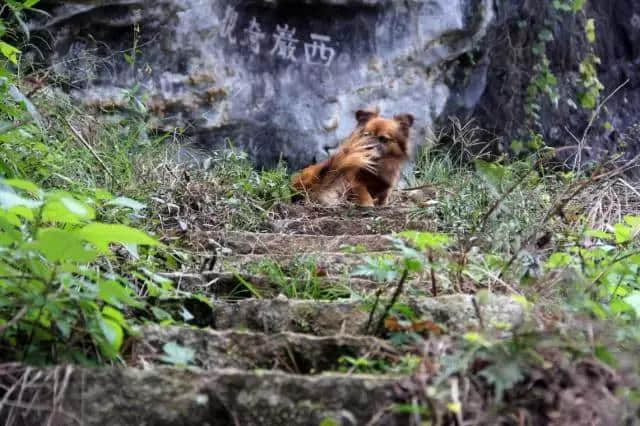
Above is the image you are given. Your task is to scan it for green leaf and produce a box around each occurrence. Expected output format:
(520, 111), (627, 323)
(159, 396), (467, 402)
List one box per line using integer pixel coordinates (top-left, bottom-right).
(478, 362), (524, 402)
(624, 215), (640, 228)
(102, 305), (125, 325)
(42, 196), (95, 224)
(151, 306), (173, 322)
(579, 91), (597, 110)
(234, 273), (263, 299)
(55, 318), (72, 339)
(585, 229), (613, 240)
(0, 41), (20, 65)
(398, 230), (450, 251)
(98, 280), (142, 308)
(585, 18), (596, 43)
(403, 257), (423, 273)
(99, 317), (124, 355)
(463, 332), (491, 347)
(546, 252), (572, 268)
(159, 341), (195, 366)
(0, 188), (42, 210)
(2, 179), (41, 197)
(571, 0), (586, 11)
(586, 300), (607, 319)
(538, 29), (554, 42)
(613, 224), (634, 244)
(29, 228), (99, 263)
(610, 298), (632, 315)
(93, 188), (113, 201)
(594, 345), (617, 367)
(474, 160), (508, 194)
(624, 292), (640, 318)
(77, 223), (158, 253)
(106, 196), (146, 211)
(8, 205), (33, 221)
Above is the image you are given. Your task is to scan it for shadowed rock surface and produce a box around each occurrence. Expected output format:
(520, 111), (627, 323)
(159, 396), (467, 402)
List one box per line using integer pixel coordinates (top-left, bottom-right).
(209, 294), (524, 335)
(31, 0), (493, 168)
(3, 366), (409, 426)
(31, 0), (640, 170)
(135, 326), (398, 372)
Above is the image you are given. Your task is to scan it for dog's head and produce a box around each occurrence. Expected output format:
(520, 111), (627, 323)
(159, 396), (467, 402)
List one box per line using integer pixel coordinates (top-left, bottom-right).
(354, 109), (414, 158)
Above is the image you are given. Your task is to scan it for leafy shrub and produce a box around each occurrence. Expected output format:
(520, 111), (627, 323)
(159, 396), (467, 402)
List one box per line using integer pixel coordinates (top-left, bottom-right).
(206, 149), (294, 230)
(547, 215), (640, 323)
(0, 180), (163, 364)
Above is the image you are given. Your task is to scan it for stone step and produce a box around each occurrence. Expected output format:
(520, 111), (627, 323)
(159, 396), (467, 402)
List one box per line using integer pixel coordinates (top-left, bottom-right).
(268, 215), (433, 236)
(268, 202), (434, 235)
(218, 251), (400, 278)
(134, 326), (398, 374)
(271, 203), (418, 221)
(210, 294), (524, 336)
(158, 271), (380, 299)
(209, 231), (395, 255)
(4, 365), (408, 426)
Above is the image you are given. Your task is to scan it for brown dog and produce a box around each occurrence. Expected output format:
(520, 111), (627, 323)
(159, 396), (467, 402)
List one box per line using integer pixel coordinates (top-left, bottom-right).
(292, 109), (414, 206)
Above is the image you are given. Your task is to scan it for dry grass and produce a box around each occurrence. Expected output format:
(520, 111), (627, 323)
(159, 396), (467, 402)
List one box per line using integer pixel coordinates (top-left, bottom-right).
(579, 178), (640, 230)
(0, 364), (77, 426)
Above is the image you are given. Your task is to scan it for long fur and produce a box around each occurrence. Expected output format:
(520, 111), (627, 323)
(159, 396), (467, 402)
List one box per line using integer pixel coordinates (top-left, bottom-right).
(292, 134), (378, 205)
(292, 109), (414, 206)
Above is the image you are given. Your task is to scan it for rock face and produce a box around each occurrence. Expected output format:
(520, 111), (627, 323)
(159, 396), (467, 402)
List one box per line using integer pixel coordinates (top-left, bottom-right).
(30, 0), (639, 170)
(32, 0), (493, 169)
(444, 0), (640, 167)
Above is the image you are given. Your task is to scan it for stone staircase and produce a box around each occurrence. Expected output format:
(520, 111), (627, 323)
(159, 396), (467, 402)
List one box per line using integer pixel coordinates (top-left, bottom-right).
(7, 203), (525, 426)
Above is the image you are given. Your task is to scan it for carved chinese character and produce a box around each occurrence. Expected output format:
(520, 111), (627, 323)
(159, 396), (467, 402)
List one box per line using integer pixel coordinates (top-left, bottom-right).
(270, 24), (298, 61)
(244, 17), (266, 54)
(304, 34), (336, 66)
(220, 5), (238, 44)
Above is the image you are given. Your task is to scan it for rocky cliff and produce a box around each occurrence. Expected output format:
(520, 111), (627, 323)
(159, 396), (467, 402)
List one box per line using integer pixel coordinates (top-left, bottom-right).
(29, 0), (639, 170)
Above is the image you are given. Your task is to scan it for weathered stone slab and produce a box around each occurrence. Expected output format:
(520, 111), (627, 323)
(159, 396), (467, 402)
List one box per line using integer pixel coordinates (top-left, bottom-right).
(159, 270), (378, 298)
(136, 326), (397, 372)
(211, 294), (525, 334)
(1, 366), (408, 426)
(31, 0), (493, 169)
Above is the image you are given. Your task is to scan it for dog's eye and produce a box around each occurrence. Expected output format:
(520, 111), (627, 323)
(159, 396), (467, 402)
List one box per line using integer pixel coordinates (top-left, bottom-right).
(362, 131), (372, 137)
(378, 136), (389, 143)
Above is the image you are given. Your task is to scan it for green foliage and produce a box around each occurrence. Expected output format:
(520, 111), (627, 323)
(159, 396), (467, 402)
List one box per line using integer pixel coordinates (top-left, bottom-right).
(552, 0), (585, 13)
(548, 216), (640, 322)
(352, 254), (402, 283)
(352, 231), (452, 288)
(410, 148), (555, 254)
(578, 53), (603, 110)
(208, 149), (294, 230)
(524, 0), (600, 132)
(0, 181), (163, 364)
(159, 341), (195, 366)
(338, 354), (421, 375)
(0, 1), (40, 66)
(526, 54), (559, 118)
(248, 256), (350, 300)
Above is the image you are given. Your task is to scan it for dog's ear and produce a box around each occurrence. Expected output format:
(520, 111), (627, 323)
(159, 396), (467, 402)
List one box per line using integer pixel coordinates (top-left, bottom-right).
(393, 114), (414, 129)
(355, 109), (379, 125)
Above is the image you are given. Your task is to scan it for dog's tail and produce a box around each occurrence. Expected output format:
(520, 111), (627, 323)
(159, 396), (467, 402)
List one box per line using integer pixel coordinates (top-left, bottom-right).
(292, 136), (377, 194)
